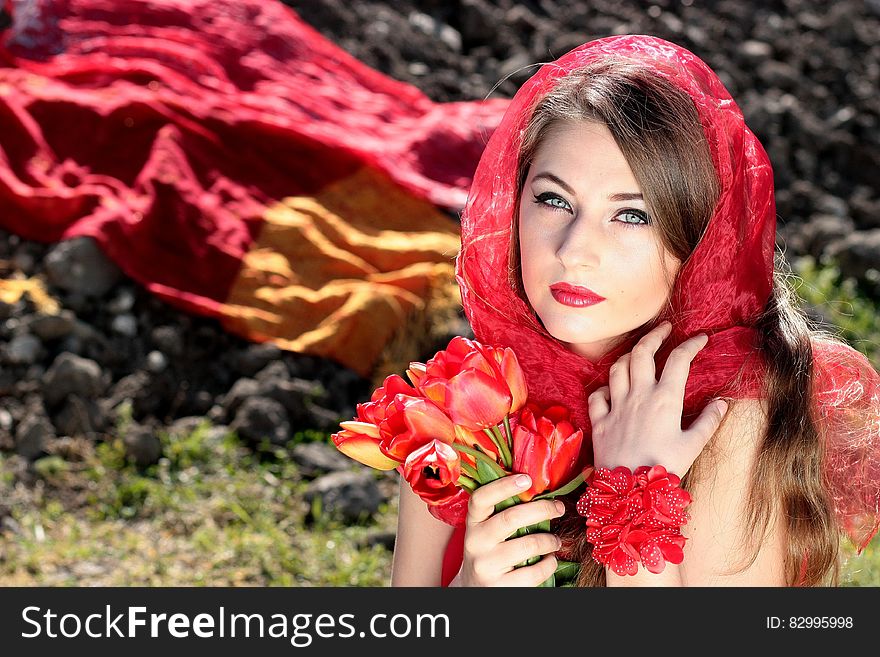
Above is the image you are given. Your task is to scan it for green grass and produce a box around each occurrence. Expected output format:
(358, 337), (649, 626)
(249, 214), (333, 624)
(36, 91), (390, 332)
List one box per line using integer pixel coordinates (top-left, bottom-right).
(841, 537), (880, 586)
(0, 419), (395, 586)
(0, 254), (878, 586)
(789, 254), (880, 366)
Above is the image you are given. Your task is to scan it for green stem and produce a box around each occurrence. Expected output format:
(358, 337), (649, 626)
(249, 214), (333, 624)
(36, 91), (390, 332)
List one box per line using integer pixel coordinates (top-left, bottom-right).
(553, 560), (580, 584)
(457, 474), (477, 493)
(481, 426), (511, 469)
(452, 443), (507, 479)
(503, 415), (513, 451)
(491, 423), (512, 468)
(533, 470), (589, 501)
(460, 461), (479, 481)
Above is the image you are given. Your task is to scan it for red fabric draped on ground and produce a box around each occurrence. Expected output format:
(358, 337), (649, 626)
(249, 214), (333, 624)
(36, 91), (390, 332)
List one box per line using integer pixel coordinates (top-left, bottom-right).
(0, 0), (508, 377)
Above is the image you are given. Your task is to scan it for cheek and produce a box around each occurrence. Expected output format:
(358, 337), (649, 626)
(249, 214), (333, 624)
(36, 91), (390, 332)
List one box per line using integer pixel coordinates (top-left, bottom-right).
(616, 252), (673, 303)
(517, 218), (542, 277)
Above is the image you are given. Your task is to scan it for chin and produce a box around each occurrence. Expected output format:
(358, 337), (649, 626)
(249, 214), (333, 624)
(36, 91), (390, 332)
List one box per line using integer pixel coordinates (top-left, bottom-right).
(538, 310), (607, 346)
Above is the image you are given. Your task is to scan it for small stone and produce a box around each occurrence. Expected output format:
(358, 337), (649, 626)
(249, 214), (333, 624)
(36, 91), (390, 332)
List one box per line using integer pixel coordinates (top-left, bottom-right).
(123, 424), (162, 467)
(4, 334), (43, 365)
(145, 350), (168, 373)
(111, 314), (138, 337)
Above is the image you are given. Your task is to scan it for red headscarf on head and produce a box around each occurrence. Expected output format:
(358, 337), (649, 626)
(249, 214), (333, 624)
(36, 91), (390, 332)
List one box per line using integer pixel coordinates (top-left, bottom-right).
(443, 36), (879, 571)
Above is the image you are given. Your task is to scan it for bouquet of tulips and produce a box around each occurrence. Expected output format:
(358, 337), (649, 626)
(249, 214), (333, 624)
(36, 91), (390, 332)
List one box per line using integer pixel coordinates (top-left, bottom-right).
(331, 336), (591, 586)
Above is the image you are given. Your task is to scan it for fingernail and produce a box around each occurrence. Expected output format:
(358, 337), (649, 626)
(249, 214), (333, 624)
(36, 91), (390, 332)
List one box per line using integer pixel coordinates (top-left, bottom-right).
(515, 474), (531, 488)
(555, 501), (565, 514)
(717, 400), (729, 413)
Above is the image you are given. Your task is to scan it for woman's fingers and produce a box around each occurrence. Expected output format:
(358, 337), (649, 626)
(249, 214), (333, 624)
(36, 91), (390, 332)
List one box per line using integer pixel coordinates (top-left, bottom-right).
(499, 554), (559, 587)
(608, 352), (631, 400)
(684, 397), (730, 453)
(629, 321), (672, 388)
(466, 473), (532, 526)
(463, 476), (566, 586)
(587, 385), (611, 420)
(484, 498), (565, 543)
(657, 332), (710, 401)
(492, 530), (562, 571)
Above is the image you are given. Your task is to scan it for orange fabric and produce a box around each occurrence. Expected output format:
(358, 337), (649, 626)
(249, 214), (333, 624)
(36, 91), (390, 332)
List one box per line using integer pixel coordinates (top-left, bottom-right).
(220, 166), (461, 378)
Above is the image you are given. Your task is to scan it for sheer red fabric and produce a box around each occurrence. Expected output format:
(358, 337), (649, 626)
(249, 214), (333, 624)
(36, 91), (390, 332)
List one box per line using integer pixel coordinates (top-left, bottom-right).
(440, 35), (880, 580)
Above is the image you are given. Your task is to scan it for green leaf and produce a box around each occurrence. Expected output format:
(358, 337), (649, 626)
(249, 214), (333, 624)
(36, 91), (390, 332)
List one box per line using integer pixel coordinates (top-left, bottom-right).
(554, 560), (580, 583)
(476, 458), (502, 484)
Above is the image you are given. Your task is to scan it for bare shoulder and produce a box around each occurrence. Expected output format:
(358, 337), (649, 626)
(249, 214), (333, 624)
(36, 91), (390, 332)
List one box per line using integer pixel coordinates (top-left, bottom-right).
(690, 395), (769, 488)
(681, 395), (785, 584)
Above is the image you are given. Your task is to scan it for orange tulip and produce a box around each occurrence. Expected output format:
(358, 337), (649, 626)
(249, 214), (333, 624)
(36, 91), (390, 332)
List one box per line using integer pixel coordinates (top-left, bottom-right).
(511, 403), (584, 500)
(331, 373), (423, 470)
(331, 421), (400, 470)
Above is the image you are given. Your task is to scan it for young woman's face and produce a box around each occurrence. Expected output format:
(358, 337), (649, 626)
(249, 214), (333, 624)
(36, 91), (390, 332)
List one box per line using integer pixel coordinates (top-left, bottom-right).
(518, 120), (681, 360)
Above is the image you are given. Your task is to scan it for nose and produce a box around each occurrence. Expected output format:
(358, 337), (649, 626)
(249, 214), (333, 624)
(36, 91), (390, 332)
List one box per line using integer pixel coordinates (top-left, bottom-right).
(555, 212), (602, 270)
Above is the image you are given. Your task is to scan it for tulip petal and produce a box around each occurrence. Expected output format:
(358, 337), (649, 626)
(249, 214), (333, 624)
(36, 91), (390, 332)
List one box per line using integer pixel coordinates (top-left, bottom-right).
(446, 369), (512, 429)
(339, 421), (380, 438)
(399, 396), (456, 443)
(498, 348), (528, 412)
(332, 431), (400, 470)
(406, 362), (427, 387)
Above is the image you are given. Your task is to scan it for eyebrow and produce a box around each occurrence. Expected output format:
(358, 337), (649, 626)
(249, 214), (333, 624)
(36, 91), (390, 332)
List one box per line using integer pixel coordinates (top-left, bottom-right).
(531, 172), (643, 202)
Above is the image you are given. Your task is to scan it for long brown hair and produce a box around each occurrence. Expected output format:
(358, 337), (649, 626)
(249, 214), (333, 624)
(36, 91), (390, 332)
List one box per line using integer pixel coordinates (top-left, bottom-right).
(510, 58), (841, 586)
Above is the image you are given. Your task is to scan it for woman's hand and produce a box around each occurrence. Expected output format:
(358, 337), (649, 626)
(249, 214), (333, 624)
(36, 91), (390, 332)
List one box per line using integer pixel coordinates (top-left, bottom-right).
(452, 473), (565, 587)
(587, 320), (729, 478)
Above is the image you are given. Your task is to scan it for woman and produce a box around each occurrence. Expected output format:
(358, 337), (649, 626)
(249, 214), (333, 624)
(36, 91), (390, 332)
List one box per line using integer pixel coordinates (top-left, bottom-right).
(390, 35), (880, 587)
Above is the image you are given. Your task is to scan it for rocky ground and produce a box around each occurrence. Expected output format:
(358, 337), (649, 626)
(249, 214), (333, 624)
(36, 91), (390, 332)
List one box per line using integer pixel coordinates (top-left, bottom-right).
(1, 1), (879, 556)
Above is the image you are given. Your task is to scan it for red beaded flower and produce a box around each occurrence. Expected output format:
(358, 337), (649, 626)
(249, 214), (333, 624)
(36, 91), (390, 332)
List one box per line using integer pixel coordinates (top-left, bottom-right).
(576, 465), (691, 575)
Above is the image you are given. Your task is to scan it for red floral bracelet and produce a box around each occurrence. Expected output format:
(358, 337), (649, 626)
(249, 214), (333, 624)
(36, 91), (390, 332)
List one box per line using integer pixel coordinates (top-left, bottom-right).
(575, 464), (691, 576)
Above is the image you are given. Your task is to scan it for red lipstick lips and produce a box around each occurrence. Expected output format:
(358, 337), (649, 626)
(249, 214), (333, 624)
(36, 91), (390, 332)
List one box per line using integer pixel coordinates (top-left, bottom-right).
(549, 282), (605, 307)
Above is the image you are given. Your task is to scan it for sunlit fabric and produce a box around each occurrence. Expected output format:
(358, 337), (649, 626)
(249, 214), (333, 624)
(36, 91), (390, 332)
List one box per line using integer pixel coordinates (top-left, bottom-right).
(0, 0), (508, 377)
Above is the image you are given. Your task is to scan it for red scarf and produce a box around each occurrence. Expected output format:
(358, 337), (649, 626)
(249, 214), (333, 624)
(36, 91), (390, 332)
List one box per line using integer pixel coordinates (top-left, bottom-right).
(452, 35), (880, 557)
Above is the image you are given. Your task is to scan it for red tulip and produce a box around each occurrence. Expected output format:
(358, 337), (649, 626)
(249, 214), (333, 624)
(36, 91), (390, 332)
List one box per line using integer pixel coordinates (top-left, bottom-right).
(426, 488), (470, 526)
(379, 393), (457, 462)
(357, 373), (418, 426)
(418, 336), (527, 431)
(481, 343), (527, 414)
(402, 439), (462, 505)
(511, 403), (584, 500)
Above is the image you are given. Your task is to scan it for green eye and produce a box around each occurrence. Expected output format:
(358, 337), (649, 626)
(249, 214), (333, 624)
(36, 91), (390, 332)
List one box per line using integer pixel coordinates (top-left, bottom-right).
(532, 192), (572, 212)
(616, 209), (651, 227)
